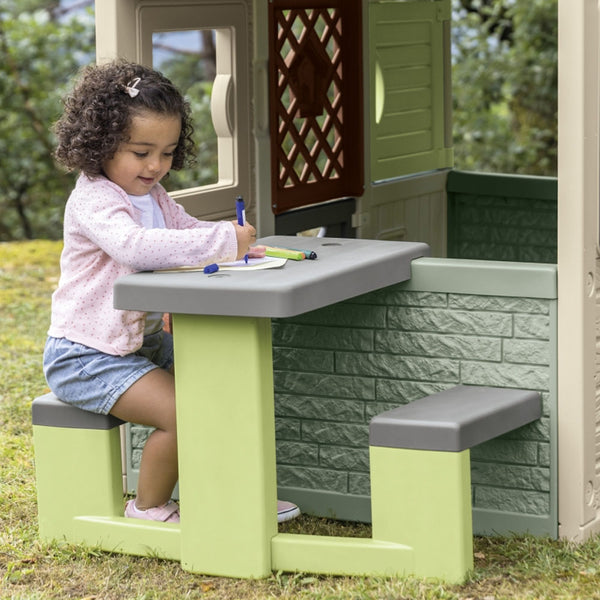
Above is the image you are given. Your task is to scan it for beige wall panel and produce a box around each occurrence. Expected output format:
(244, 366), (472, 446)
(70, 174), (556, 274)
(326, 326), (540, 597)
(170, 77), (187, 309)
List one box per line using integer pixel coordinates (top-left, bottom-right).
(557, 0), (600, 540)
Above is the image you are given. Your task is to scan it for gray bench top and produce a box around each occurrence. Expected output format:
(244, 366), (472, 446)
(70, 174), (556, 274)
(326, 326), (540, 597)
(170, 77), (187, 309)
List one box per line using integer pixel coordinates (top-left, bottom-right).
(113, 235), (430, 318)
(369, 385), (542, 452)
(32, 393), (124, 430)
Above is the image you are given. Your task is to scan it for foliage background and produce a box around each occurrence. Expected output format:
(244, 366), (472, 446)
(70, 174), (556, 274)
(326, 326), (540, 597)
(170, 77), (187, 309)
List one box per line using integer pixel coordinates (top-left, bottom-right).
(0, 1), (93, 241)
(452, 0), (557, 176)
(0, 0), (558, 240)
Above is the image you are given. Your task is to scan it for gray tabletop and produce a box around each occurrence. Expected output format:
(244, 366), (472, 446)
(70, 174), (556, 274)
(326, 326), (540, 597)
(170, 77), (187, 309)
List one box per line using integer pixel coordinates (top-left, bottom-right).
(113, 235), (430, 318)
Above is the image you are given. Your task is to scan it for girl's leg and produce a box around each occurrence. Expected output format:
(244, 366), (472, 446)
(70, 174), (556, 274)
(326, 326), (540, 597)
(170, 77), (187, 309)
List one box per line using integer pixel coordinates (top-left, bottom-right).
(110, 367), (177, 510)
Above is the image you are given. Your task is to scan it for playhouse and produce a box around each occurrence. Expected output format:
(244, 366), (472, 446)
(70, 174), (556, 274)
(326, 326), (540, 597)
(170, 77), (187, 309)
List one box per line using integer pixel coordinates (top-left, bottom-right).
(32, 0), (600, 582)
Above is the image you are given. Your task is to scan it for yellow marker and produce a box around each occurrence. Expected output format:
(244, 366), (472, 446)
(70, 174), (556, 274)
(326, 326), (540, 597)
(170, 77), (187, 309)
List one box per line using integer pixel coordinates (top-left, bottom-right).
(264, 246), (305, 260)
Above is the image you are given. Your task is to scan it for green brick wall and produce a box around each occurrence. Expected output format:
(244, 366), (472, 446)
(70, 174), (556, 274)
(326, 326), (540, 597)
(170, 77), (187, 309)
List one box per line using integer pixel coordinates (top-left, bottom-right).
(447, 170), (557, 263)
(127, 257), (557, 537)
(273, 258), (557, 536)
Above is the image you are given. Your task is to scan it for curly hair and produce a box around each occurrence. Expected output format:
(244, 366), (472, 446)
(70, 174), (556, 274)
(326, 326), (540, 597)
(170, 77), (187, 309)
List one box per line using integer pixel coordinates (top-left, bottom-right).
(53, 60), (197, 176)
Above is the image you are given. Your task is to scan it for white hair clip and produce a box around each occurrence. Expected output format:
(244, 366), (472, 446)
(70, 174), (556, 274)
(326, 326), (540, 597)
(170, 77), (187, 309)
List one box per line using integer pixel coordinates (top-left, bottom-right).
(124, 77), (141, 98)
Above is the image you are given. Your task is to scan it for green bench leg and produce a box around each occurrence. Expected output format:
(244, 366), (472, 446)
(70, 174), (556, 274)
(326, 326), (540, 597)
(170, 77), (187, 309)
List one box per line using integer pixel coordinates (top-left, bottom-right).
(370, 445), (474, 583)
(33, 424), (123, 542)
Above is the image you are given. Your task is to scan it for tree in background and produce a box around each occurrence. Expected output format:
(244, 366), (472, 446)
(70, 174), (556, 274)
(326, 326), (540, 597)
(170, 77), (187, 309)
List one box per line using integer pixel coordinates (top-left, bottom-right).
(452, 0), (558, 176)
(0, 0), (94, 240)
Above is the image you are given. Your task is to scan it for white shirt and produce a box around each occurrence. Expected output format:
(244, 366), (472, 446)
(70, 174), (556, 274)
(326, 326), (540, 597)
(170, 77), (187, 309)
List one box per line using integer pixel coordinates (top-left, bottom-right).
(128, 193), (168, 334)
(128, 192), (166, 230)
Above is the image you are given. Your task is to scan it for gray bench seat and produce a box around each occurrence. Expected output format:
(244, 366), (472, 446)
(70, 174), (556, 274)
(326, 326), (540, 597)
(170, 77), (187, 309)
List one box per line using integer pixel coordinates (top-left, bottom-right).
(369, 384), (542, 452)
(32, 392), (124, 430)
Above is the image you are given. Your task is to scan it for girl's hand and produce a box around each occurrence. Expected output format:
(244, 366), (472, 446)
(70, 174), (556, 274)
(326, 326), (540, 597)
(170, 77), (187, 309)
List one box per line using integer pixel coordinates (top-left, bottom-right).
(233, 221), (259, 260)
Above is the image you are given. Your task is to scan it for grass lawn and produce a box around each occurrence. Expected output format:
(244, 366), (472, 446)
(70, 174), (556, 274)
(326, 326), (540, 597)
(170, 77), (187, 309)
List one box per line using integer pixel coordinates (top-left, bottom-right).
(3, 239), (600, 599)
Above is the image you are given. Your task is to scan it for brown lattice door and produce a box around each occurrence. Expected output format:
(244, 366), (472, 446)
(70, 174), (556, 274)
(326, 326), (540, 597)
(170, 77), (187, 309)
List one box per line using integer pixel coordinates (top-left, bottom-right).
(268, 0), (363, 215)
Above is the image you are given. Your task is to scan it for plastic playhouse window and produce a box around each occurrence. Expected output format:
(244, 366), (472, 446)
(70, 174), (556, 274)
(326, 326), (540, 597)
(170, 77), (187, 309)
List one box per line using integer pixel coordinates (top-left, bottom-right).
(138, 2), (251, 221)
(152, 29), (219, 192)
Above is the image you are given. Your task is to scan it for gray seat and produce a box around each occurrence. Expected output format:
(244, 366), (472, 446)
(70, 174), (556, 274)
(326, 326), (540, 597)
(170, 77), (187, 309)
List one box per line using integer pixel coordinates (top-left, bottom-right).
(369, 385), (542, 452)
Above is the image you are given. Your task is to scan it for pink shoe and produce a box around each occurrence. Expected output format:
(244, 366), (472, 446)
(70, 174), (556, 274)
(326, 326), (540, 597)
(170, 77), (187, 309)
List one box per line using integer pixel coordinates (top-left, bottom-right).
(277, 500), (300, 523)
(125, 499), (180, 523)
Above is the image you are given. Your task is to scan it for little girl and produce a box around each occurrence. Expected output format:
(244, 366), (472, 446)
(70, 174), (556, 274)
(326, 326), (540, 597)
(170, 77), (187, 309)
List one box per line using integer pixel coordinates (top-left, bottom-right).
(44, 60), (300, 524)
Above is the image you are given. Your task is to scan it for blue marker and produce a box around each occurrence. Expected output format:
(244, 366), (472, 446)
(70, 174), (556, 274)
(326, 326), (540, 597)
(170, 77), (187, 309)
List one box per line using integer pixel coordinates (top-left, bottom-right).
(236, 196), (249, 263)
(203, 263), (219, 274)
(236, 196), (246, 226)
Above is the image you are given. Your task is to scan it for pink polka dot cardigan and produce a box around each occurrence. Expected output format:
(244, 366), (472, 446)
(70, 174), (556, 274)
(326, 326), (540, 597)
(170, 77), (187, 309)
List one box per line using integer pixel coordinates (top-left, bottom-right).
(48, 174), (237, 356)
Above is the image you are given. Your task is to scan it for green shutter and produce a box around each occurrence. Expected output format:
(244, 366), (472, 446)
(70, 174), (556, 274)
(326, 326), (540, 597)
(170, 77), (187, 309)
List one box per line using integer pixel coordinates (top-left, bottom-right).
(369, 0), (452, 182)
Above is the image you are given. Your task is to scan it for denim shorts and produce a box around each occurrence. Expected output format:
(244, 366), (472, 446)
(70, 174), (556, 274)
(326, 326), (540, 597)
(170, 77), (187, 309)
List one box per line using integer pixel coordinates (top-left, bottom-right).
(43, 330), (174, 415)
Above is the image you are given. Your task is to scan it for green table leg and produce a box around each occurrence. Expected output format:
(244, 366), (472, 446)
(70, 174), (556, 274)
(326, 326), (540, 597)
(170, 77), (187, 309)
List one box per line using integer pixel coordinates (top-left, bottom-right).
(172, 314), (277, 577)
